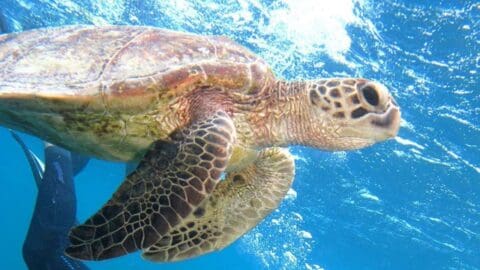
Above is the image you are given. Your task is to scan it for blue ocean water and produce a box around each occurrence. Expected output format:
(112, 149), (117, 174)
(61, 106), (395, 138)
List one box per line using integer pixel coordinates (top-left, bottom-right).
(0, 0), (478, 269)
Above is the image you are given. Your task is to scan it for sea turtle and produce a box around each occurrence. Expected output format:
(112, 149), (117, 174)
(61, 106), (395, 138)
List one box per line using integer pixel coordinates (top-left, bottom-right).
(0, 25), (401, 262)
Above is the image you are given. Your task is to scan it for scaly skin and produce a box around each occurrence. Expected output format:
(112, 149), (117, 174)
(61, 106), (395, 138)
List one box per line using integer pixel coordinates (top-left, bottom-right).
(150, 77), (400, 173)
(240, 79), (401, 150)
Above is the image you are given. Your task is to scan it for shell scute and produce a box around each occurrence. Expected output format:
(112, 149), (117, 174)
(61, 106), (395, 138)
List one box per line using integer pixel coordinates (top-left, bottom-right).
(0, 26), (146, 86)
(0, 25), (275, 111)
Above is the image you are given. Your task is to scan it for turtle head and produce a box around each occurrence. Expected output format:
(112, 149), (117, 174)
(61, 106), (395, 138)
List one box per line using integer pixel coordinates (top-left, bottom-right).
(303, 78), (401, 150)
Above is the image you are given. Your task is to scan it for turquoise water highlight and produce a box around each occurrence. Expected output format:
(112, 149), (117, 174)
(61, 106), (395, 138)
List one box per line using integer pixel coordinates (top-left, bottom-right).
(0, 0), (479, 269)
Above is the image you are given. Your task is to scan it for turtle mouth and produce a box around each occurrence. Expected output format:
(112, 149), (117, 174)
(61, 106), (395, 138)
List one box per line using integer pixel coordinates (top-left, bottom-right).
(371, 106), (400, 130)
(337, 101), (401, 143)
(370, 105), (401, 138)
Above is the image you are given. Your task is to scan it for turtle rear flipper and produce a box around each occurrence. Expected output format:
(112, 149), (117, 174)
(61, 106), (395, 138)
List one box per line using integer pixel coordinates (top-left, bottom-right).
(65, 111), (236, 260)
(142, 147), (295, 262)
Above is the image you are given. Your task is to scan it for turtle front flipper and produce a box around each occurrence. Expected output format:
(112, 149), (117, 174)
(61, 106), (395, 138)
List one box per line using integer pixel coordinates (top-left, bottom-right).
(142, 147), (295, 262)
(65, 111), (236, 260)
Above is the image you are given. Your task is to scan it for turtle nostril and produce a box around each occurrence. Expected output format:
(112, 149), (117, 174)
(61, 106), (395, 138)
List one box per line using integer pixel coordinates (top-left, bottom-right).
(361, 85), (379, 107)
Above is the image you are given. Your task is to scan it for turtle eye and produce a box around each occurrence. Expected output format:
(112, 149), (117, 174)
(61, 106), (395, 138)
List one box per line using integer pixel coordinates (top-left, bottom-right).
(360, 85), (379, 106)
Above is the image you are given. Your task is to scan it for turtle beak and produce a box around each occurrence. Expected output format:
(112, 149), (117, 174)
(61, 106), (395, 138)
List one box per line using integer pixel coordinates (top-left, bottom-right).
(370, 106), (401, 139)
(336, 82), (401, 144)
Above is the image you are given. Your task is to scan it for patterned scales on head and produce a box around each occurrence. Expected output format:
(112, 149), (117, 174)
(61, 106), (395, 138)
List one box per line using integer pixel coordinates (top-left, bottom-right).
(0, 26), (401, 261)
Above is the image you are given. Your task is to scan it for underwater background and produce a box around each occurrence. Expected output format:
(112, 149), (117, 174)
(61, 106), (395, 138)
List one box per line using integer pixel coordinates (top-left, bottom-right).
(0, 0), (478, 269)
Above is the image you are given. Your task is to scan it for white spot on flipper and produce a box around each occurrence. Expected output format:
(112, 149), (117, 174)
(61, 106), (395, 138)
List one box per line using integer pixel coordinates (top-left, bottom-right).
(53, 161), (65, 184)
